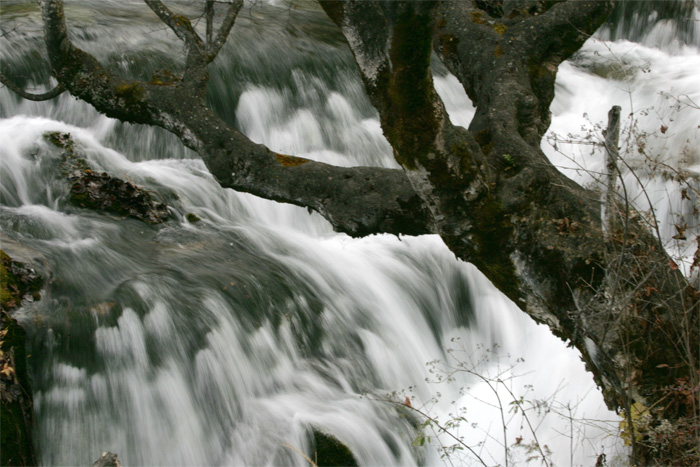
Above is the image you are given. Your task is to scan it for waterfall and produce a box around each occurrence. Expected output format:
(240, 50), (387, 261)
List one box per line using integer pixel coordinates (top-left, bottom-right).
(2, 1), (698, 465)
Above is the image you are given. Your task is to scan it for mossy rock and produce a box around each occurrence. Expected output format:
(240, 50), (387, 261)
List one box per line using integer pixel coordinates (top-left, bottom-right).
(1, 250), (43, 311)
(44, 131), (171, 224)
(1, 250), (40, 466)
(185, 212), (201, 223)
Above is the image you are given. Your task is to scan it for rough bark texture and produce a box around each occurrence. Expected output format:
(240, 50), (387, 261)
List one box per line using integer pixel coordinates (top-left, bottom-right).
(8, 1), (698, 464)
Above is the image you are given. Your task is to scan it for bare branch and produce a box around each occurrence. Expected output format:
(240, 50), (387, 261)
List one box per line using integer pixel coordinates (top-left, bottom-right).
(0, 73), (65, 101)
(143, 0), (205, 54)
(206, 0), (243, 62)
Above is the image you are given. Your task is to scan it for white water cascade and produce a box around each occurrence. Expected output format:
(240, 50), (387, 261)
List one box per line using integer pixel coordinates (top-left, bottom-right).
(1, 1), (698, 466)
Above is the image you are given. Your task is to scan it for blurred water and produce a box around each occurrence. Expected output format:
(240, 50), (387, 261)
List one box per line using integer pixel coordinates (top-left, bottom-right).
(2, 1), (697, 465)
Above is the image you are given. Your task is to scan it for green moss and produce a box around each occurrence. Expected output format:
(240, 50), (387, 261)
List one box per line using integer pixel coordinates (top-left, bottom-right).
(471, 10), (486, 24)
(0, 252), (14, 310)
(1, 251), (42, 311)
(493, 23), (507, 35)
(114, 82), (144, 103)
(172, 14), (193, 29)
(186, 213), (201, 223)
(149, 69), (179, 86)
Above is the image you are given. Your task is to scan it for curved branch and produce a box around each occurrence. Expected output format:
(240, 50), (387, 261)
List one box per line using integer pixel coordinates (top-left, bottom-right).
(0, 73), (65, 101)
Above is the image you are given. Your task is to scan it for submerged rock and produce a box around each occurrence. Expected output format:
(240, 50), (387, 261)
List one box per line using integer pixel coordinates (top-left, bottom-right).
(311, 430), (358, 467)
(45, 131), (171, 224)
(92, 451), (122, 467)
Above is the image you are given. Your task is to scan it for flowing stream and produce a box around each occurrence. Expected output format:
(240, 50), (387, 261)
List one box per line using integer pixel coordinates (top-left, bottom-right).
(1, 1), (698, 465)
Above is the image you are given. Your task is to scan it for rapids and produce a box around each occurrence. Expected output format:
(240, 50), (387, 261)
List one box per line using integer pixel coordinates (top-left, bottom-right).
(1, 1), (698, 465)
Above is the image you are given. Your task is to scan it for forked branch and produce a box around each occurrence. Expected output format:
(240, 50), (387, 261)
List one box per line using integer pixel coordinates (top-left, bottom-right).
(206, 0), (243, 62)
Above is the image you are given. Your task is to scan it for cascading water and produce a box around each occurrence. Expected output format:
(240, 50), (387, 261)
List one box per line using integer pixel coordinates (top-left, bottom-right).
(1, 1), (698, 465)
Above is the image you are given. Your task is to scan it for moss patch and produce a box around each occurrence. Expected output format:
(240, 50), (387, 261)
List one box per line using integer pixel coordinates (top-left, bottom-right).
(275, 153), (311, 168)
(1, 251), (42, 311)
(493, 23), (507, 35)
(114, 81), (144, 103)
(471, 10), (486, 24)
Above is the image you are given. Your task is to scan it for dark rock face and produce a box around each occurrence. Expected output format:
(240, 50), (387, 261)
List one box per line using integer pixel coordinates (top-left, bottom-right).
(45, 131), (171, 224)
(311, 430), (358, 467)
(68, 170), (170, 224)
(1, 250), (42, 467)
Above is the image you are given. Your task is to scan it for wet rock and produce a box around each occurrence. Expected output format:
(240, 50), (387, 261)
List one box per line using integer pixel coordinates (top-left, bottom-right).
(92, 451), (122, 467)
(1, 250), (42, 467)
(311, 430), (358, 467)
(1, 250), (43, 311)
(45, 131), (171, 224)
(68, 170), (170, 224)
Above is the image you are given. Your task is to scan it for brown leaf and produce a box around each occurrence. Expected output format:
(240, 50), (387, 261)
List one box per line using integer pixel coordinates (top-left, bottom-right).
(1, 363), (15, 377)
(660, 125), (668, 134)
(672, 224), (687, 240)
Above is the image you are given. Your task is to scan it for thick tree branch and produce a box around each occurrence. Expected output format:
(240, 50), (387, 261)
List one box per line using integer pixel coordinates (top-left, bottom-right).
(38, 0), (430, 238)
(324, 1), (698, 435)
(0, 72), (65, 101)
(320, 1), (493, 253)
